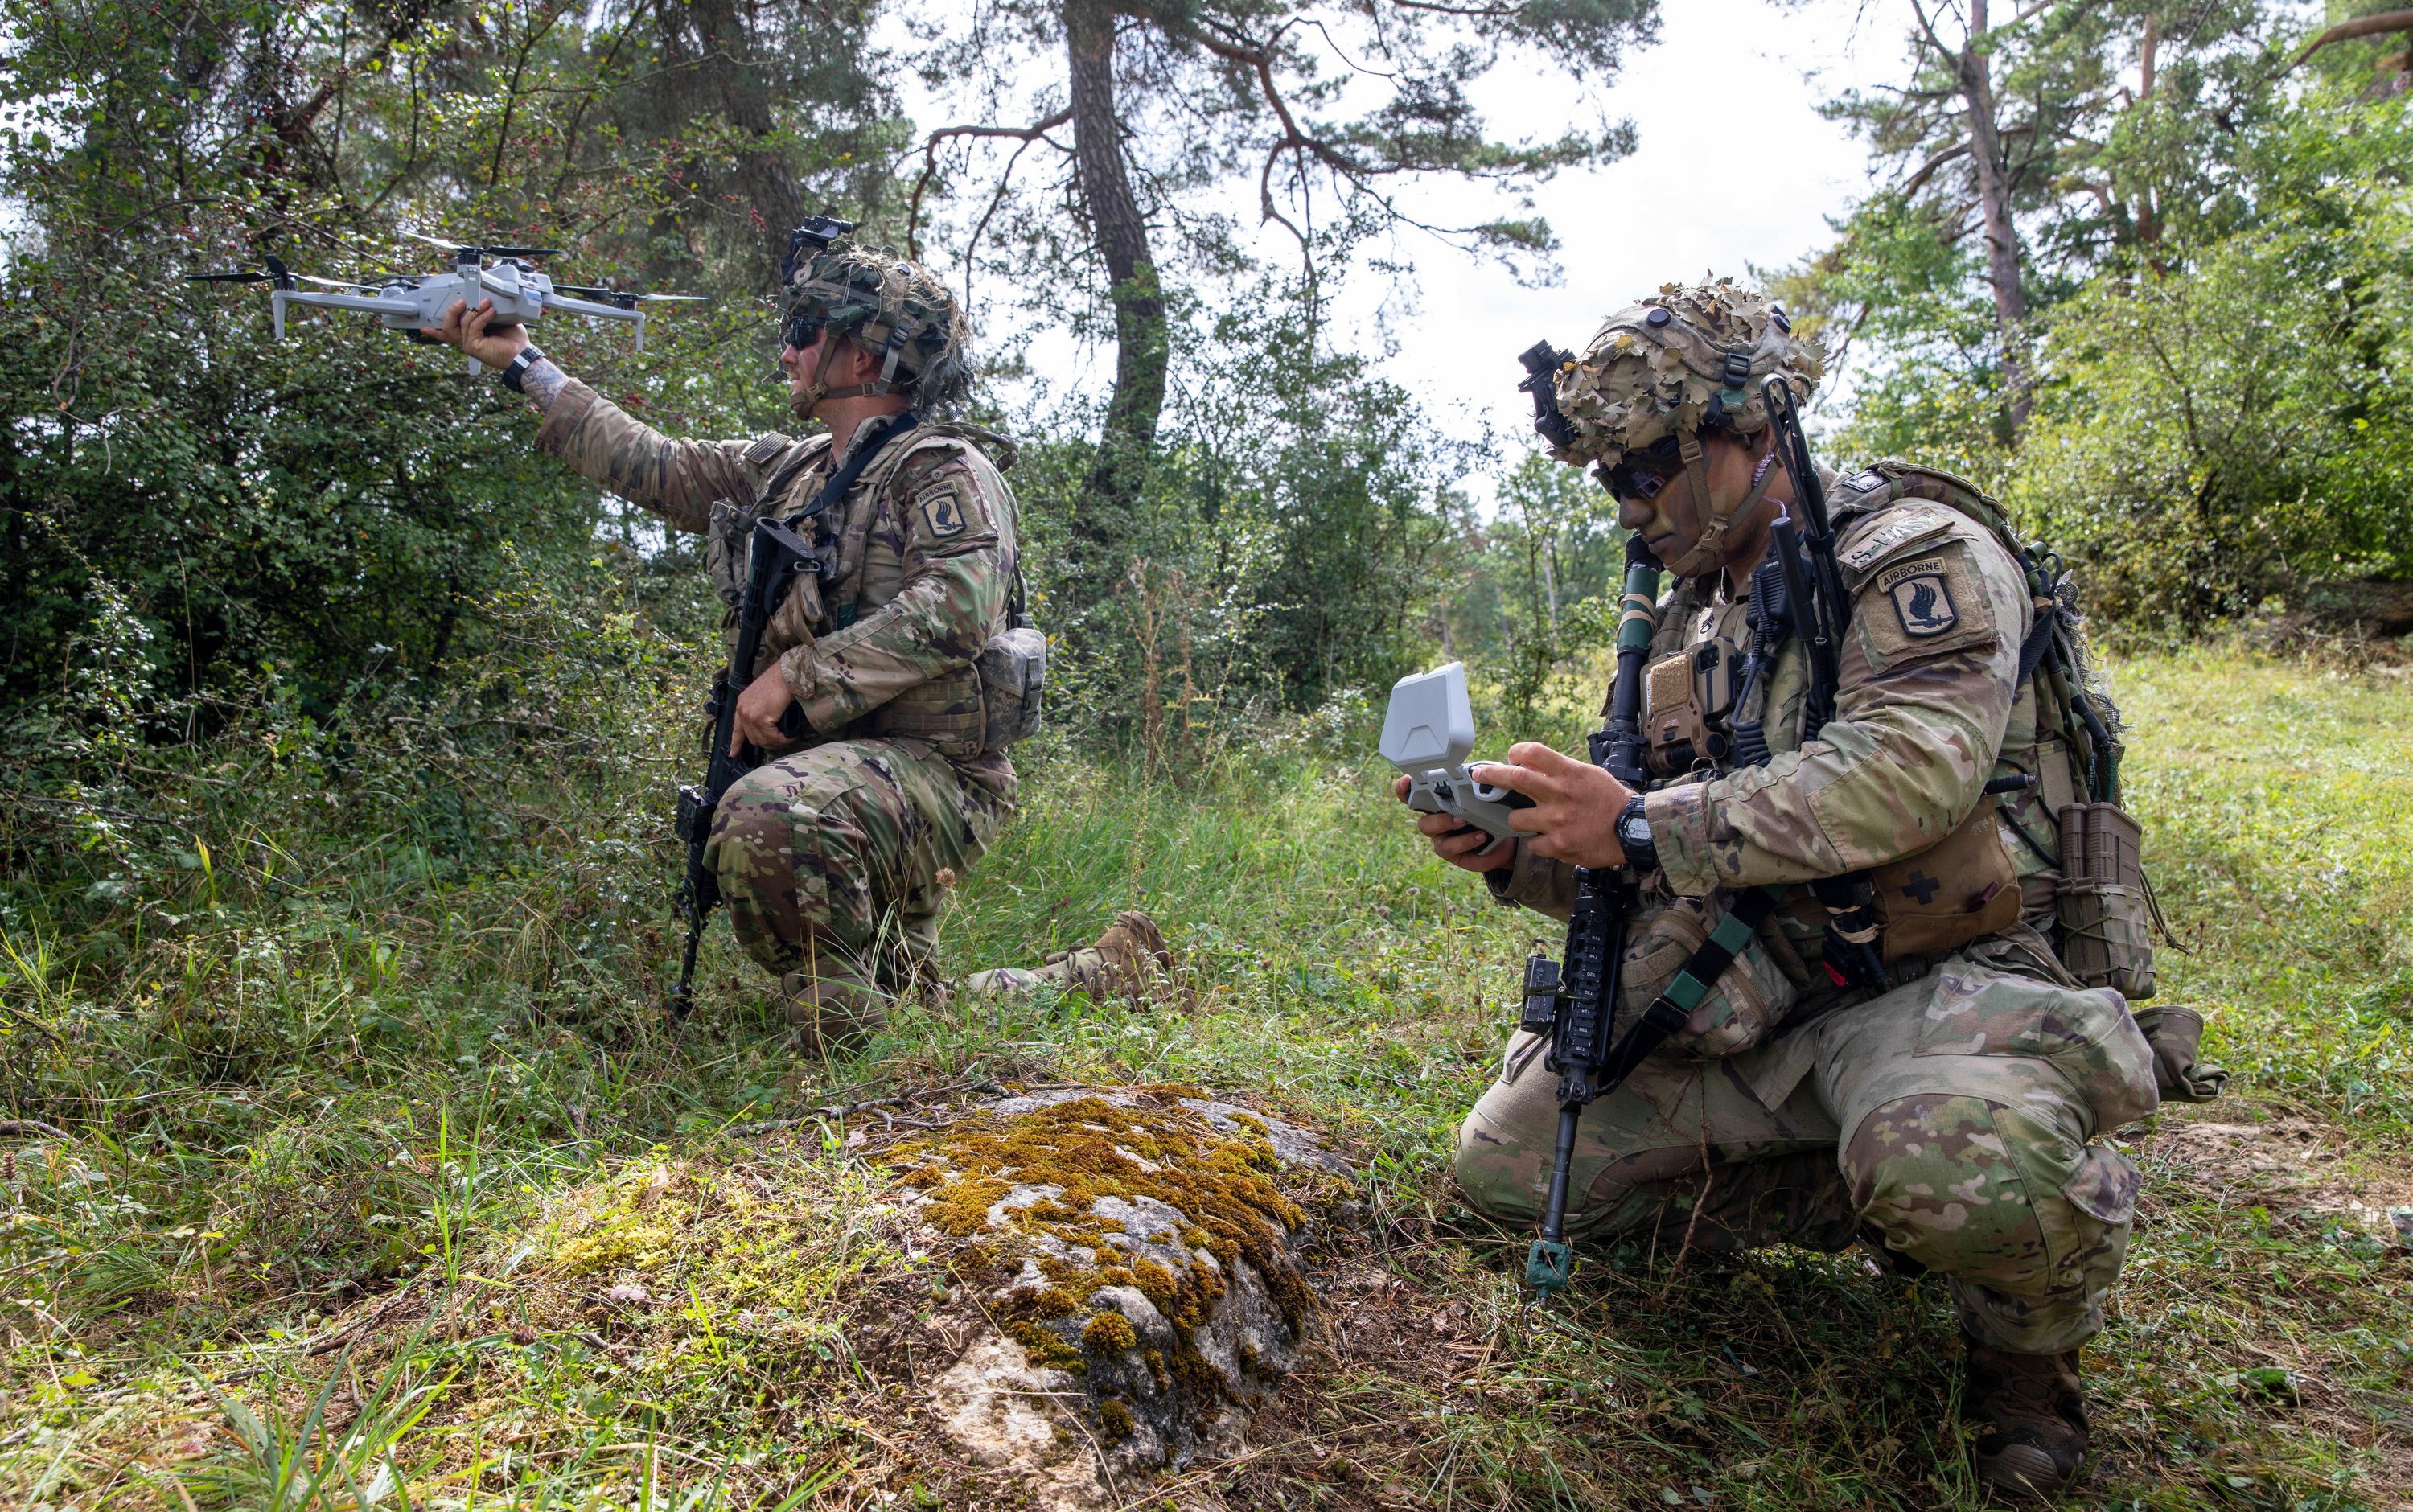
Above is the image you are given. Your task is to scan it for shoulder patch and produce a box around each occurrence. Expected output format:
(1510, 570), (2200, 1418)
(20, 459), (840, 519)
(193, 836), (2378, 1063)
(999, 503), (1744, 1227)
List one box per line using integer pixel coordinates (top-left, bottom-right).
(1838, 503), (1956, 575)
(1849, 537), (2001, 669)
(1877, 558), (1960, 639)
(906, 466), (998, 556)
(744, 433), (790, 466)
(921, 486), (972, 540)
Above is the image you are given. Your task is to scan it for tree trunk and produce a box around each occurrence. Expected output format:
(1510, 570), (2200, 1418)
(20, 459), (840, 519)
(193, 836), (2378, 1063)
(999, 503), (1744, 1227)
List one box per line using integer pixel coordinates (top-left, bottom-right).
(1066, 0), (1165, 570)
(1955, 0), (2033, 434)
(678, 0), (806, 289)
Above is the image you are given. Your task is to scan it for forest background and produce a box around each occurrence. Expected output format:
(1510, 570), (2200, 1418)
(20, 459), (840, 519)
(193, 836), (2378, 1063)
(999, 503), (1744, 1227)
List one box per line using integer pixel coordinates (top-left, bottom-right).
(1, 0), (2411, 1505)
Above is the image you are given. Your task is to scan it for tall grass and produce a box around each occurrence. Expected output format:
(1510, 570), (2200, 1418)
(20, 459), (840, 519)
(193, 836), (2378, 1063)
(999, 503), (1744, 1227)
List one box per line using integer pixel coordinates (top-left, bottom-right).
(2, 565), (2407, 1506)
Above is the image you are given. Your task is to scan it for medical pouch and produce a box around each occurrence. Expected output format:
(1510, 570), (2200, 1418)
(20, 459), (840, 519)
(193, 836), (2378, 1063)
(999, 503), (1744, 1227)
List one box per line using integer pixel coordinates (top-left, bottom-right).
(1871, 799), (2024, 959)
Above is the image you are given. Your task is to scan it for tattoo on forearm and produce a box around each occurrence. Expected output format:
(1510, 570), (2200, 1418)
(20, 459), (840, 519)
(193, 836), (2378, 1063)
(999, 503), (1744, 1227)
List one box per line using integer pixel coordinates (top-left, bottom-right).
(523, 356), (569, 413)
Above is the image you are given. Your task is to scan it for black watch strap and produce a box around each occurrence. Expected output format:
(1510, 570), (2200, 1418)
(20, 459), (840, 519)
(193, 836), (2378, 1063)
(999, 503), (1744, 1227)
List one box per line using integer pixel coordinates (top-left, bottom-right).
(500, 345), (547, 393)
(1618, 794), (1658, 872)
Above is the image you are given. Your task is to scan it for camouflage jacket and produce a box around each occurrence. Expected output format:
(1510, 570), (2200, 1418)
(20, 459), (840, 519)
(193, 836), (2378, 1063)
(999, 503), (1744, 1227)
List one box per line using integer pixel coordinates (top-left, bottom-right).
(535, 379), (1020, 758)
(1490, 467), (2063, 968)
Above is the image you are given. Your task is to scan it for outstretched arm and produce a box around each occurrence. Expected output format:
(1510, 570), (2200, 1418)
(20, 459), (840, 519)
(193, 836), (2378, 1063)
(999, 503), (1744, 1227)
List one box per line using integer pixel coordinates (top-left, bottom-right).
(425, 297), (754, 535)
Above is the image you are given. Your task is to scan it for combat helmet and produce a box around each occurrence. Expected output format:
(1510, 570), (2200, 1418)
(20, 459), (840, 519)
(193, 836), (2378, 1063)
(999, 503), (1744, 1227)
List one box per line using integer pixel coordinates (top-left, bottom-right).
(1548, 277), (1823, 576)
(778, 217), (972, 416)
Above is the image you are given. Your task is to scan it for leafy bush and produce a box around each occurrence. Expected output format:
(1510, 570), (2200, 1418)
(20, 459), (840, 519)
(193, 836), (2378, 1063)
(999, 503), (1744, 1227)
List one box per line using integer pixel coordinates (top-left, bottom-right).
(2012, 193), (2413, 625)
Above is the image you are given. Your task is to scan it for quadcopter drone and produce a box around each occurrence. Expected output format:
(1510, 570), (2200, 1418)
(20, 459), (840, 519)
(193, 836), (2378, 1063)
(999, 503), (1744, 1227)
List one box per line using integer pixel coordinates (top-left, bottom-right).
(187, 234), (706, 372)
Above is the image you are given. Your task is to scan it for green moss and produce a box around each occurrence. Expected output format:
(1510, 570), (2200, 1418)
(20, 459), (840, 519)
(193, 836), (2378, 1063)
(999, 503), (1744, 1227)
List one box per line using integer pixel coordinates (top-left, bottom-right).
(1142, 1348), (1170, 1392)
(881, 1092), (1321, 1411)
(1099, 1397), (1136, 1441)
(1005, 1317), (1085, 1371)
(1083, 1310), (1137, 1354)
(1034, 1287), (1079, 1318)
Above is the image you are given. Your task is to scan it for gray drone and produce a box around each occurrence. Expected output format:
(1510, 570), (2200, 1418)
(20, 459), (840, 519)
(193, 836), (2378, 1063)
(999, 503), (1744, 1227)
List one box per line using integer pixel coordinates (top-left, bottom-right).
(187, 234), (706, 372)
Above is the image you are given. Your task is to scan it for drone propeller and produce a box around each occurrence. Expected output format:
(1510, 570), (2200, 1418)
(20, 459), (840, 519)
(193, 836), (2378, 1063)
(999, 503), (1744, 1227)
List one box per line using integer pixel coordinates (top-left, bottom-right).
(187, 253), (296, 290)
(405, 230), (562, 260)
(555, 285), (710, 308)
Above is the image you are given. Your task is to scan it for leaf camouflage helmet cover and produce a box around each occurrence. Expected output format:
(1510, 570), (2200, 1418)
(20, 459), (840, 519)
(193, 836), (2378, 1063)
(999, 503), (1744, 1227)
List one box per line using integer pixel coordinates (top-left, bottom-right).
(1547, 278), (1826, 575)
(782, 239), (972, 416)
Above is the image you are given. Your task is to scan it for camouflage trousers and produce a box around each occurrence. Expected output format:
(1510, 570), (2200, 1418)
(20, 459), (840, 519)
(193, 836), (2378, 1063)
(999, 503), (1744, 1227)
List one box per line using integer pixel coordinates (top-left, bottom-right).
(705, 736), (1016, 992)
(1456, 937), (2161, 1354)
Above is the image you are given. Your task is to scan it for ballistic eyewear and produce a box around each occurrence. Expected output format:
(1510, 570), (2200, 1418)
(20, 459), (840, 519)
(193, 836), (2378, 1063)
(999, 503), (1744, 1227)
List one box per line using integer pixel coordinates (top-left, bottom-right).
(782, 311), (827, 352)
(1606, 435), (1687, 502)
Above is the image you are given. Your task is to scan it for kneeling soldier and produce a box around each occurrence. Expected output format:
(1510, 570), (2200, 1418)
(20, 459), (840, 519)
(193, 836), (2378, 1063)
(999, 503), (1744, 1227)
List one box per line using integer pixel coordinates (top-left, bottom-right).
(1409, 280), (2179, 1502)
(430, 229), (1171, 1046)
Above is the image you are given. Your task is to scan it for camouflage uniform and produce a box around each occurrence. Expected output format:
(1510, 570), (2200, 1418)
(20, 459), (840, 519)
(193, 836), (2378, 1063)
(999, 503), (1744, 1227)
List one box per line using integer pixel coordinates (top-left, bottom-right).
(536, 379), (1022, 1000)
(1456, 466), (2160, 1356)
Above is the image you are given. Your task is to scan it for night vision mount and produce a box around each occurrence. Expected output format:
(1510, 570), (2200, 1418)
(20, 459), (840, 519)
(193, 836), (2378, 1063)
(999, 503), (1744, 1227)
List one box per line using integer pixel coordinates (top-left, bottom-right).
(187, 234), (706, 372)
(778, 214), (857, 287)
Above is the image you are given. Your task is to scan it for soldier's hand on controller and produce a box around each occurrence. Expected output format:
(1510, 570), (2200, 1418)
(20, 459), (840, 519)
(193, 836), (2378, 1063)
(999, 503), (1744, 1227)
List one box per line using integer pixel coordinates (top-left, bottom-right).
(730, 664), (798, 756)
(1468, 742), (1634, 869)
(1390, 775), (1519, 873)
(423, 297), (531, 371)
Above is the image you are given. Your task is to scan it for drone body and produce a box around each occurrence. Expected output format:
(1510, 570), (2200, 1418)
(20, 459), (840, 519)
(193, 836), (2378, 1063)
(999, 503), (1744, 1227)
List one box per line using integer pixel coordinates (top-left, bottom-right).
(189, 238), (704, 372)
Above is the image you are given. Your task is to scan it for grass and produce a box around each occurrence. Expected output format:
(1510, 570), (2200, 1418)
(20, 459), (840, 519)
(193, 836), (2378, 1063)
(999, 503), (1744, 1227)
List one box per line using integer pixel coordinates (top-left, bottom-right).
(2, 632), (2408, 1509)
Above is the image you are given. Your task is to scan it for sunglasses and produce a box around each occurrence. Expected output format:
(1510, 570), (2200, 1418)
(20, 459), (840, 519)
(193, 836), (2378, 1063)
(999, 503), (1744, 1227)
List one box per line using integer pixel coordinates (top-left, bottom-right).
(1606, 435), (1687, 502)
(782, 311), (827, 351)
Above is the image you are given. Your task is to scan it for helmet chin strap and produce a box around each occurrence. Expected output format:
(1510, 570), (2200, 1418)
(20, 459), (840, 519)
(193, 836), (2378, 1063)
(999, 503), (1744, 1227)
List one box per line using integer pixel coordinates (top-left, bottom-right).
(789, 334), (903, 422)
(1659, 433), (1782, 579)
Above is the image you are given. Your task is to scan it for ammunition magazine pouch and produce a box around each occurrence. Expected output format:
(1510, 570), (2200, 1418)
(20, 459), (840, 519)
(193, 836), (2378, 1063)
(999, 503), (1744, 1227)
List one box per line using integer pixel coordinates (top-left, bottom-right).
(2056, 801), (2156, 1000)
(1871, 800), (2023, 959)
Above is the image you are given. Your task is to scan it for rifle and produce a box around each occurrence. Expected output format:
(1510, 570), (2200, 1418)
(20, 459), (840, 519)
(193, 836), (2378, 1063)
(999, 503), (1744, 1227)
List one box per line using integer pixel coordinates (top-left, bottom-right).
(1521, 531), (1664, 1299)
(665, 409), (919, 1019)
(669, 515), (822, 1018)
(1517, 341), (1578, 451)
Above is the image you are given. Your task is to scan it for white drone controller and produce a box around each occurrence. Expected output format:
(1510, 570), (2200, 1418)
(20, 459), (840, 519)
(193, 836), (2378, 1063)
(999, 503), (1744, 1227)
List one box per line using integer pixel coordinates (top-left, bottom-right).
(1380, 661), (1534, 857)
(189, 235), (705, 373)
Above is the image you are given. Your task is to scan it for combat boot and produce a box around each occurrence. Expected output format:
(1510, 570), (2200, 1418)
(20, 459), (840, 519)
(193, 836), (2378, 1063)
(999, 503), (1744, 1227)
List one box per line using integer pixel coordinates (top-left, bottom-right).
(1069, 909), (1178, 1005)
(775, 961), (890, 1056)
(1963, 1337), (2090, 1502)
(959, 909), (1180, 1008)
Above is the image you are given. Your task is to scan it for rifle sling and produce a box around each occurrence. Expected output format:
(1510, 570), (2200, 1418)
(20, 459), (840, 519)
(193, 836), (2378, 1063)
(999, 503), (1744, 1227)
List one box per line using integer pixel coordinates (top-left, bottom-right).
(2015, 603), (2059, 686)
(1595, 887), (1781, 1090)
(795, 410), (919, 526)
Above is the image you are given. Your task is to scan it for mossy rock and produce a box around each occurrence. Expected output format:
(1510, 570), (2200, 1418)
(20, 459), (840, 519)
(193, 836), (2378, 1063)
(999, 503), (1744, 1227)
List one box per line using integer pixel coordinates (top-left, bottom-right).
(886, 1087), (1348, 1503)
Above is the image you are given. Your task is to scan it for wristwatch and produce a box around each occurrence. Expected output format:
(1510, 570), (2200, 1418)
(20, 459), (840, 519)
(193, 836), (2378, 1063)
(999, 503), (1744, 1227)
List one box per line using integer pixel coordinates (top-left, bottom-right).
(499, 344), (548, 393)
(1615, 795), (1657, 872)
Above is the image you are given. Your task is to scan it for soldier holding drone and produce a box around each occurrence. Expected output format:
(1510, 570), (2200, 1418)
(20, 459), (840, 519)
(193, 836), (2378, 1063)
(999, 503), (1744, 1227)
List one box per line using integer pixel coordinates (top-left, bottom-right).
(415, 219), (1174, 1047)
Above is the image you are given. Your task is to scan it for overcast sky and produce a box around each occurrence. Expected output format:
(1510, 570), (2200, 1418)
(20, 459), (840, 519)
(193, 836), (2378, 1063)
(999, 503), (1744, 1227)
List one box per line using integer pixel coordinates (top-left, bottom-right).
(902, 0), (1909, 498)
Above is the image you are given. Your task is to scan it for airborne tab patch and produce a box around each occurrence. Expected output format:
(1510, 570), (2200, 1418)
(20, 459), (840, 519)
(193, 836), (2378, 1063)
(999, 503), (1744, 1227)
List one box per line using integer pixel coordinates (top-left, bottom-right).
(1879, 559), (1959, 639)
